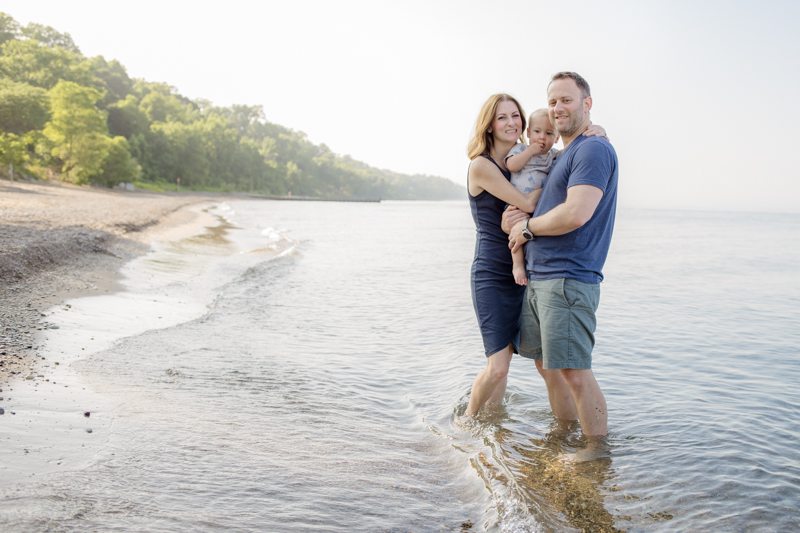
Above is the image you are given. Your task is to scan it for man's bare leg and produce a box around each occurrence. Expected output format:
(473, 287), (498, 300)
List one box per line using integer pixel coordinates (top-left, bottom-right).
(561, 368), (607, 436)
(466, 346), (512, 417)
(535, 359), (578, 421)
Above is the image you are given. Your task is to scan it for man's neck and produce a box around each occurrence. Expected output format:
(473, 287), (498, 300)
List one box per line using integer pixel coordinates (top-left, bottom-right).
(561, 121), (590, 148)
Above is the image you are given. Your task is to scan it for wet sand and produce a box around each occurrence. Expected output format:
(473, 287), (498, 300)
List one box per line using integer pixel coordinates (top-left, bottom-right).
(0, 178), (226, 388)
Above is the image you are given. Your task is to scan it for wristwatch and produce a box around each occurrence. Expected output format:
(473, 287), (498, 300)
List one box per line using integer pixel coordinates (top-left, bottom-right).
(522, 220), (535, 241)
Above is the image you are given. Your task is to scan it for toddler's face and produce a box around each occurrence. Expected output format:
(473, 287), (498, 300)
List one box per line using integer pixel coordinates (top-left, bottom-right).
(527, 114), (559, 153)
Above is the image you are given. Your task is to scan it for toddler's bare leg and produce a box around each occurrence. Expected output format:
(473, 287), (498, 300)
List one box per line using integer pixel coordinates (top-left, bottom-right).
(512, 248), (528, 286)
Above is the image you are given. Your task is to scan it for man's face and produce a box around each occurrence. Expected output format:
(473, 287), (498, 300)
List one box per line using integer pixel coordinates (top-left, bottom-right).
(547, 78), (591, 138)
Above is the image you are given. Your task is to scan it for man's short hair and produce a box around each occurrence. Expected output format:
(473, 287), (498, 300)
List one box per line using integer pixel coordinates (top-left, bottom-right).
(549, 72), (591, 99)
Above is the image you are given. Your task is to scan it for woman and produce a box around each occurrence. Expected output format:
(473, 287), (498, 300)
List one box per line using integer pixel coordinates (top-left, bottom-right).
(465, 94), (540, 417)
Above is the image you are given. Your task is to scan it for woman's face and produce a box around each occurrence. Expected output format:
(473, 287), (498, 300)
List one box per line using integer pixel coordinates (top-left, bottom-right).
(489, 100), (522, 144)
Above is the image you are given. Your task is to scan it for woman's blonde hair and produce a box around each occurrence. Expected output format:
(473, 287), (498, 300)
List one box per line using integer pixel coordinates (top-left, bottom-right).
(467, 94), (526, 160)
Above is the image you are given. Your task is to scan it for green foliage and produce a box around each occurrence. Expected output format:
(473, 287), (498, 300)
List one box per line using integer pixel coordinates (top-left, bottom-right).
(0, 12), (20, 46)
(107, 95), (149, 138)
(139, 90), (197, 124)
(19, 22), (80, 53)
(43, 80), (109, 183)
(95, 136), (140, 187)
(0, 78), (49, 134)
(0, 12), (464, 199)
(90, 56), (133, 107)
(0, 38), (93, 89)
(0, 132), (27, 167)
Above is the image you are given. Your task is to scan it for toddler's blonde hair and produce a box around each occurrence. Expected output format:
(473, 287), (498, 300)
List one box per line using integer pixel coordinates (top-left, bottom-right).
(528, 108), (556, 133)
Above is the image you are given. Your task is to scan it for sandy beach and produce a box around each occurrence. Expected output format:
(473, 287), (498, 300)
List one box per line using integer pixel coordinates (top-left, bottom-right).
(0, 178), (225, 387)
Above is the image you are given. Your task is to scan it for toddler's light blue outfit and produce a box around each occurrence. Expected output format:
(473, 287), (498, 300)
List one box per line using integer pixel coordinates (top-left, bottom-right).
(504, 145), (558, 194)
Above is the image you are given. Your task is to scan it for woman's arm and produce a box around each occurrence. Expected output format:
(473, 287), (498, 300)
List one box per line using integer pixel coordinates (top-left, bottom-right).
(468, 157), (541, 213)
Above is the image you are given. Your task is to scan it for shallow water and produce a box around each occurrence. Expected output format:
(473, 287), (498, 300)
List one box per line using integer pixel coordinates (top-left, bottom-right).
(1, 201), (799, 532)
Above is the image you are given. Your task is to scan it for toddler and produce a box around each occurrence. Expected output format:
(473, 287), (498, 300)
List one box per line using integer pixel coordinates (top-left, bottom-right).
(504, 109), (560, 286)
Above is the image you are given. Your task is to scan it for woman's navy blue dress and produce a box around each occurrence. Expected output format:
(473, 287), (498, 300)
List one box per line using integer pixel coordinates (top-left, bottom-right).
(469, 155), (526, 357)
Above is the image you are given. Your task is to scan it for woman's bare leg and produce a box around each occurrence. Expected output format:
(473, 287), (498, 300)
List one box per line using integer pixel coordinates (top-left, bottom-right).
(486, 374), (507, 406)
(466, 345), (513, 417)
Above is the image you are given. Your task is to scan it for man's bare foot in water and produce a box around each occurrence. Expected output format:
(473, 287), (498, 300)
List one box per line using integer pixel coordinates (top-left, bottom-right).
(558, 436), (610, 464)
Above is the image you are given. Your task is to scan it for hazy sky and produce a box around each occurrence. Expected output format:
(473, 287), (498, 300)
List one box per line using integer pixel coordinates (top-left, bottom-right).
(5, 0), (800, 212)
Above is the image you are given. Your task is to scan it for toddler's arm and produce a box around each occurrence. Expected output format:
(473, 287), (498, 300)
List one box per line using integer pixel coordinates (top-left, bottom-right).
(506, 143), (545, 173)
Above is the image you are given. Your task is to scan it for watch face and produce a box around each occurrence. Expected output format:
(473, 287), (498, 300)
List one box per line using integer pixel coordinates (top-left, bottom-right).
(522, 228), (533, 240)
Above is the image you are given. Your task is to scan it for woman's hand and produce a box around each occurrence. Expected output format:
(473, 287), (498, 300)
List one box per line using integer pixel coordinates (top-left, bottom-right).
(501, 206), (530, 234)
(583, 123), (609, 141)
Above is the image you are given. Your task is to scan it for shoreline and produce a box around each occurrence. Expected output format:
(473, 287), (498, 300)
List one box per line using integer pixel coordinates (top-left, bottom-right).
(0, 178), (228, 388)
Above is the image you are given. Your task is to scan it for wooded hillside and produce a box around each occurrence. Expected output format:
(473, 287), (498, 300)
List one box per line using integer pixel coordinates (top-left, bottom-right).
(0, 13), (464, 200)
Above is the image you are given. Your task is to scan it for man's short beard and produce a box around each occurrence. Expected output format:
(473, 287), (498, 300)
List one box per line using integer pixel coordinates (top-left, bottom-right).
(558, 115), (584, 137)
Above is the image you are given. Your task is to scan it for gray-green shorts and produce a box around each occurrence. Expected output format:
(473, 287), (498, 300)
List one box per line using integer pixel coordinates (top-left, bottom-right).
(519, 278), (601, 369)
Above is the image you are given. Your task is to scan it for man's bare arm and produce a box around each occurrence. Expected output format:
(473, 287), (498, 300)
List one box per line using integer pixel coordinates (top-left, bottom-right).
(508, 184), (603, 253)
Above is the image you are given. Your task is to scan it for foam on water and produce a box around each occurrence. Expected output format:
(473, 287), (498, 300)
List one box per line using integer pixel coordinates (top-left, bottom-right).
(2, 201), (799, 532)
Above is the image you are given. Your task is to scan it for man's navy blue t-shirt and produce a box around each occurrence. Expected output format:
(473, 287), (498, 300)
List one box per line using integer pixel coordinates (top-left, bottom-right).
(524, 135), (618, 284)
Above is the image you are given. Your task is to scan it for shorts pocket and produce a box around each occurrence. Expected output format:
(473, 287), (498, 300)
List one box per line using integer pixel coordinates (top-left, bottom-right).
(564, 279), (599, 310)
(563, 279), (579, 307)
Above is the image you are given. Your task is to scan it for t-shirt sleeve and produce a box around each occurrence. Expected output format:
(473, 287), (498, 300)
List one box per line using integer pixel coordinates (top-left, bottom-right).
(504, 143), (528, 163)
(567, 139), (616, 193)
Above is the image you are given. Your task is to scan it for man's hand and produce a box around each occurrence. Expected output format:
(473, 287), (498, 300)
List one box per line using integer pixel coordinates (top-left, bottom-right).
(508, 219), (528, 253)
(501, 206), (530, 234)
(583, 122), (609, 141)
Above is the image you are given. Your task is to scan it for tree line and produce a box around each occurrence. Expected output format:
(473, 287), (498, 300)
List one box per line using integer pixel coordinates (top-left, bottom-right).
(0, 13), (463, 200)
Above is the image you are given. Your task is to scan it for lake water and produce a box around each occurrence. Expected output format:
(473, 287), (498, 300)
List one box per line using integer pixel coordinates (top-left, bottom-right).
(1, 200), (799, 532)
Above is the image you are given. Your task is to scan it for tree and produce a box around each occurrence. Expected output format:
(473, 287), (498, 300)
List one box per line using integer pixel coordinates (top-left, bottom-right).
(199, 114), (238, 183)
(19, 22), (80, 53)
(139, 90), (196, 123)
(0, 38), (93, 89)
(0, 78), (49, 134)
(149, 120), (208, 187)
(95, 136), (140, 187)
(211, 104), (265, 137)
(107, 95), (149, 138)
(0, 132), (27, 169)
(42, 80), (109, 183)
(90, 56), (133, 107)
(0, 12), (20, 46)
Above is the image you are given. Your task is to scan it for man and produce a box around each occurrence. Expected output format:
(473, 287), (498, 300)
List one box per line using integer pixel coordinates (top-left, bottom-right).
(507, 72), (618, 437)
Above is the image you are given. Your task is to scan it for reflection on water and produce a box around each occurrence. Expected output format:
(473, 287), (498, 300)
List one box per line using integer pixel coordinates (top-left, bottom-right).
(1, 202), (799, 532)
(457, 406), (624, 533)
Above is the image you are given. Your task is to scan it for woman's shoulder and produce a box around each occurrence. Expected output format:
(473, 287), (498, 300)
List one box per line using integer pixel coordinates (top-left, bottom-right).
(469, 155), (502, 176)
